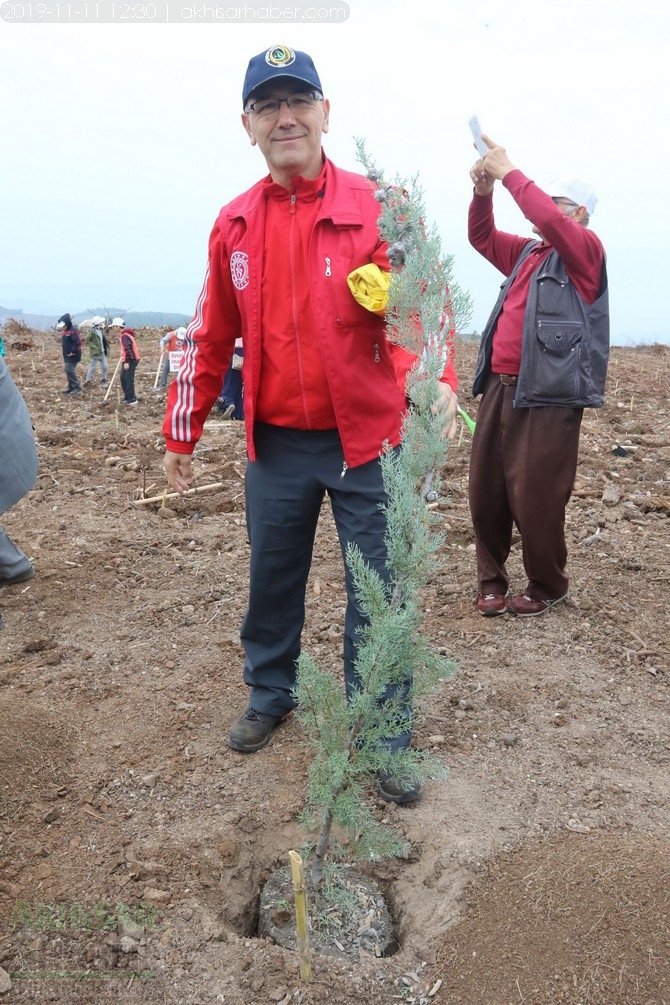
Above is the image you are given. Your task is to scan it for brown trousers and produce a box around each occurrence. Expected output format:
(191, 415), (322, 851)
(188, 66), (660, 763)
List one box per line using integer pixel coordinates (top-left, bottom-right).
(468, 374), (583, 600)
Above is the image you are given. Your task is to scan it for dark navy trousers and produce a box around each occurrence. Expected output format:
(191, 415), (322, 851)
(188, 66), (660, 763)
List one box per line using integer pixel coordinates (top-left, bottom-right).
(241, 423), (411, 751)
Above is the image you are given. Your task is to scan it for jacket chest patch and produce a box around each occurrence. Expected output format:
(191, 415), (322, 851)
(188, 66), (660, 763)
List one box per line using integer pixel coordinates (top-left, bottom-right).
(230, 251), (249, 290)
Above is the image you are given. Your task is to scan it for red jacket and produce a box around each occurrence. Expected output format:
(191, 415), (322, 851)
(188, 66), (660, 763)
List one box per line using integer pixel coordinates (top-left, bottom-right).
(164, 156), (457, 468)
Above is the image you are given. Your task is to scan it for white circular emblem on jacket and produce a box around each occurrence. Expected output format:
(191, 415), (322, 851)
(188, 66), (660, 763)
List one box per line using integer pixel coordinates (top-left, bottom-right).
(230, 251), (249, 290)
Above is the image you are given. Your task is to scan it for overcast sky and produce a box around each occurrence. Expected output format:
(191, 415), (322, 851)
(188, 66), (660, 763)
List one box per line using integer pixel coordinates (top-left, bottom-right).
(1, 0), (668, 344)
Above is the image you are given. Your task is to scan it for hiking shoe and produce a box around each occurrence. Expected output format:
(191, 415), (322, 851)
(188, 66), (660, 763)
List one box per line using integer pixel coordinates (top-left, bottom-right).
(0, 566), (35, 587)
(506, 592), (567, 617)
(377, 769), (422, 805)
(221, 403), (235, 420)
(228, 707), (290, 753)
(476, 593), (507, 617)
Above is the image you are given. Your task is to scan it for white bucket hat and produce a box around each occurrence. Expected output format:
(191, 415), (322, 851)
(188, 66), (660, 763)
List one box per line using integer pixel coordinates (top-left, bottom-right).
(110, 317), (125, 327)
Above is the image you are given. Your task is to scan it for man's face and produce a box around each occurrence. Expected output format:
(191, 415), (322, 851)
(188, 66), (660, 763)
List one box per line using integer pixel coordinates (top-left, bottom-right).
(241, 79), (330, 187)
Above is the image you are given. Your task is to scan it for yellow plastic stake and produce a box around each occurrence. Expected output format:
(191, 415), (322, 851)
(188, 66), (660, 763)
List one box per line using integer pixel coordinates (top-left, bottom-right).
(289, 850), (312, 981)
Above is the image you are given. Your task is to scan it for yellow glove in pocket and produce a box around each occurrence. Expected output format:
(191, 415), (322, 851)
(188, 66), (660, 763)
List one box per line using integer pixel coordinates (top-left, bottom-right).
(346, 263), (392, 316)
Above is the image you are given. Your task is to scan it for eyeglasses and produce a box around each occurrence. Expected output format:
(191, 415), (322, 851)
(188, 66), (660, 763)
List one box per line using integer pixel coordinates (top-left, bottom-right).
(245, 91), (324, 119)
(552, 197), (579, 213)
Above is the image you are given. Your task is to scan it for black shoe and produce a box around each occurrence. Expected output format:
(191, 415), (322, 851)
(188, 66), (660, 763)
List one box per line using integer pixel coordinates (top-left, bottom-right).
(228, 707), (290, 753)
(0, 566), (34, 588)
(377, 768), (422, 805)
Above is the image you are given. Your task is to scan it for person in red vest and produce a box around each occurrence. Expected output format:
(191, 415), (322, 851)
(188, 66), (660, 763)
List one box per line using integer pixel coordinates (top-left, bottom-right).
(119, 327), (141, 406)
(156, 326), (188, 390)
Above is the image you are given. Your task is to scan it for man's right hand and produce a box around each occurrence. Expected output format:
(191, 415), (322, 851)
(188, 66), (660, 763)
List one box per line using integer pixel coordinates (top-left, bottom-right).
(470, 134), (517, 194)
(164, 450), (194, 494)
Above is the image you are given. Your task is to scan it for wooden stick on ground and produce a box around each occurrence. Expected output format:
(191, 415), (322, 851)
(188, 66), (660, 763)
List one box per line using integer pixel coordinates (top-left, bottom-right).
(133, 482), (224, 506)
(103, 358), (122, 402)
(153, 349), (165, 388)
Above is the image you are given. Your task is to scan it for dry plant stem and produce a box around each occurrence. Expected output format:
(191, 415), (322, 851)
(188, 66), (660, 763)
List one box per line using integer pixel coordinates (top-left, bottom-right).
(289, 850), (313, 982)
(133, 482), (224, 506)
(153, 350), (164, 388)
(103, 358), (122, 402)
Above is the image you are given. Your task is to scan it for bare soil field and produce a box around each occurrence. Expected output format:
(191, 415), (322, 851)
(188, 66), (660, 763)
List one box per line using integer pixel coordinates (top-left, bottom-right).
(0, 330), (668, 1005)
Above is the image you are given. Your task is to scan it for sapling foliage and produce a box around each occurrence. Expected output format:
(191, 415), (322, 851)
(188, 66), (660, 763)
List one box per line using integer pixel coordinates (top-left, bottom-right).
(294, 144), (472, 885)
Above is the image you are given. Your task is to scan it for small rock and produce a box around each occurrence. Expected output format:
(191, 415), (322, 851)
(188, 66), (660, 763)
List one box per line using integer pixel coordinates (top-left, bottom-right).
(427, 734), (446, 745)
(119, 936), (139, 954)
(118, 917), (144, 941)
(267, 987), (288, 1001)
(158, 508), (177, 520)
(601, 483), (621, 505)
(43, 808), (60, 824)
(142, 888), (171, 905)
(0, 967), (11, 993)
(501, 733), (519, 747)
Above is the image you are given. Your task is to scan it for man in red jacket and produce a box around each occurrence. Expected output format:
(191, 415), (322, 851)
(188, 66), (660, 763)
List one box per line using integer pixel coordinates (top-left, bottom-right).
(163, 44), (458, 802)
(468, 136), (609, 619)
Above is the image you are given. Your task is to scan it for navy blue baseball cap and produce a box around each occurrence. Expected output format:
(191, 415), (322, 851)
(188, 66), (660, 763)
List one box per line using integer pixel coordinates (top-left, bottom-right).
(242, 44), (322, 105)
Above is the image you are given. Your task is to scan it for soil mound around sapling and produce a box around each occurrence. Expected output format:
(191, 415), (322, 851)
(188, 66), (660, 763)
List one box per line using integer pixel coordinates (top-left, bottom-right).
(259, 863), (397, 962)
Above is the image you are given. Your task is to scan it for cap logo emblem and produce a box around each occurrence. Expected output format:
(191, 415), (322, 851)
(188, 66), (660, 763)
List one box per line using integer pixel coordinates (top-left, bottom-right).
(265, 45), (295, 68)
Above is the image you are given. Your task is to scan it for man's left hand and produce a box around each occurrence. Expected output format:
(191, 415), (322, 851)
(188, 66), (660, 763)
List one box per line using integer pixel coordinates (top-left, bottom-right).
(432, 383), (459, 440)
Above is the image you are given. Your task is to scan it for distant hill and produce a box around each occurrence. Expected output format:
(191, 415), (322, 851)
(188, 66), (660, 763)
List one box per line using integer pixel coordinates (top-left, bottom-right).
(0, 306), (192, 331)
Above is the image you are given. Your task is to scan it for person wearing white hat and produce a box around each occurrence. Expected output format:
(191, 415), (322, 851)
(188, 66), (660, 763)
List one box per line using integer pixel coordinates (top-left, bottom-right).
(467, 137), (609, 619)
(83, 316), (108, 388)
(156, 326), (188, 390)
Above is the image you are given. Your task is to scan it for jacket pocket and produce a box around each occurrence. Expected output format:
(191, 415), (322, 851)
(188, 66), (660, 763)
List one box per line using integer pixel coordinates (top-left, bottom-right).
(536, 273), (570, 316)
(531, 321), (583, 399)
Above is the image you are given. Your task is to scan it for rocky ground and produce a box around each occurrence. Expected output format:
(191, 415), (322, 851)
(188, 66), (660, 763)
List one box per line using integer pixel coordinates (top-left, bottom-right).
(0, 330), (668, 1005)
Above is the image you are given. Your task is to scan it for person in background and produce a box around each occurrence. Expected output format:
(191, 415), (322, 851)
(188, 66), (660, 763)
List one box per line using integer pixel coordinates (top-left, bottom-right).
(57, 313), (82, 395)
(84, 316), (108, 387)
(214, 337), (244, 419)
(119, 326), (141, 405)
(0, 354), (39, 626)
(108, 317), (125, 341)
(156, 326), (188, 390)
(468, 136), (609, 618)
(162, 44), (459, 804)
